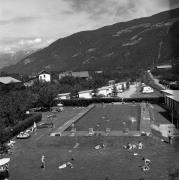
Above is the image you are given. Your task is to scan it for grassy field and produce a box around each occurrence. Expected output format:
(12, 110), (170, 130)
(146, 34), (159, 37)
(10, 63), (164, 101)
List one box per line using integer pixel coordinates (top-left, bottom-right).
(4, 106), (179, 180)
(74, 104), (141, 131)
(9, 135), (179, 180)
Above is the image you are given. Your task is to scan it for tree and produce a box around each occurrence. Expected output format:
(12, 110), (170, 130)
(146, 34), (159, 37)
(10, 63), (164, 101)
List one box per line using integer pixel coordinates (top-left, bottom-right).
(126, 81), (130, 89)
(92, 87), (98, 98)
(70, 89), (79, 99)
(37, 83), (59, 107)
(112, 85), (118, 97)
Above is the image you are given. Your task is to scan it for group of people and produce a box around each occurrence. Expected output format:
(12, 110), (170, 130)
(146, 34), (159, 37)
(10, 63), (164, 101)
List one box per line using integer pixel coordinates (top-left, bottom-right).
(123, 141), (152, 172)
(123, 141), (143, 150)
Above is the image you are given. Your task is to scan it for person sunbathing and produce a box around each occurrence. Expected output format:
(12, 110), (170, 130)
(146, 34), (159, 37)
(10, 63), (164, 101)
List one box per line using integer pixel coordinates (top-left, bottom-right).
(138, 141), (143, 149)
(141, 164), (150, 171)
(142, 157), (151, 166)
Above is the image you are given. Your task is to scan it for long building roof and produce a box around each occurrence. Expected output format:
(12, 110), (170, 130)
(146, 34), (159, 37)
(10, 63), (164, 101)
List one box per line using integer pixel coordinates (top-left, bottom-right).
(71, 71), (89, 78)
(167, 95), (179, 103)
(162, 90), (179, 103)
(0, 76), (21, 84)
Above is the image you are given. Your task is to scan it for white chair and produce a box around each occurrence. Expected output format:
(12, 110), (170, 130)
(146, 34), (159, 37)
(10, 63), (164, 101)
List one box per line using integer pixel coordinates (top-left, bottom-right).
(105, 128), (111, 136)
(88, 128), (94, 136)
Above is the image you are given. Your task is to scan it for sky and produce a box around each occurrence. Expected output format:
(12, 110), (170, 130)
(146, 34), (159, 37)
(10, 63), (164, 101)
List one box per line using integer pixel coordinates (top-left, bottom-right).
(0, 0), (179, 53)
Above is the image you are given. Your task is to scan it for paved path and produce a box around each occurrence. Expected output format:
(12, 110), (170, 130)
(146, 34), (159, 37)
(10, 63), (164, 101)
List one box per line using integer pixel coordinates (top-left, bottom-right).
(117, 84), (137, 98)
(60, 130), (141, 137)
(147, 71), (166, 89)
(140, 103), (151, 134)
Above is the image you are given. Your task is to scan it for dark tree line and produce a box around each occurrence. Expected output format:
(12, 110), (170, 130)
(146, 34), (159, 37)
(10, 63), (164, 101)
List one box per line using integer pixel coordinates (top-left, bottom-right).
(0, 75), (108, 129)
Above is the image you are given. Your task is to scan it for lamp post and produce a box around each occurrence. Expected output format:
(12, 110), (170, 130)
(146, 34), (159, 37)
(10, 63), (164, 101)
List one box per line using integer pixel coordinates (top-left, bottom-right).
(171, 109), (174, 125)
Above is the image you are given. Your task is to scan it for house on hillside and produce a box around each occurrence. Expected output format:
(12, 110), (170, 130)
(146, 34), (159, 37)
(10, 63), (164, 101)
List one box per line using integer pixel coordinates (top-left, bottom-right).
(71, 71), (90, 80)
(38, 70), (51, 82)
(59, 71), (90, 80)
(78, 90), (93, 99)
(59, 71), (72, 80)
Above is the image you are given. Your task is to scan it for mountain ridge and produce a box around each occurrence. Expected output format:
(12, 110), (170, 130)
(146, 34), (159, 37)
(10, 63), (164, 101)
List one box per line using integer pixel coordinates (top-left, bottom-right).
(2, 7), (179, 74)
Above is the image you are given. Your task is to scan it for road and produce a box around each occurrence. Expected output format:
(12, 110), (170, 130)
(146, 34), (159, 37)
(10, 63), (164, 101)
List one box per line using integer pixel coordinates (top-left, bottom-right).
(117, 84), (137, 98)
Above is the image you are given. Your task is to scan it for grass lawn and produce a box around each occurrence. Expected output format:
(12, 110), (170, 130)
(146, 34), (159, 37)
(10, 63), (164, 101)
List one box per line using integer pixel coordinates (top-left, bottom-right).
(4, 105), (179, 180)
(74, 104), (141, 131)
(9, 136), (179, 180)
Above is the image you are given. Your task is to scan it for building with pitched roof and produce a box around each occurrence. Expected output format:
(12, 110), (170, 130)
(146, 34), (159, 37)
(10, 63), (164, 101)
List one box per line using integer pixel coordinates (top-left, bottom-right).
(59, 71), (90, 80)
(0, 76), (21, 84)
(38, 70), (51, 82)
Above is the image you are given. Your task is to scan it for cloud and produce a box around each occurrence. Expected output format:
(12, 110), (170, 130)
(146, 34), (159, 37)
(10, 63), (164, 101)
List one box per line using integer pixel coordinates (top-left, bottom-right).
(18, 38), (42, 45)
(169, 0), (179, 8)
(0, 17), (38, 26)
(0, 0), (178, 52)
(66, 0), (173, 23)
(0, 37), (54, 53)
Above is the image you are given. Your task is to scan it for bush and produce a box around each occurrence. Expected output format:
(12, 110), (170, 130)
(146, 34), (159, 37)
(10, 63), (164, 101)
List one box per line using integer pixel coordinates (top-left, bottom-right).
(11, 113), (42, 136)
(58, 97), (164, 106)
(0, 113), (42, 145)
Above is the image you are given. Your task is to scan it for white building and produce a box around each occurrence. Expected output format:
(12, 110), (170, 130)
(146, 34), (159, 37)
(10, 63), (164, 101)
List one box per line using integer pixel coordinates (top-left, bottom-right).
(156, 64), (172, 69)
(57, 93), (71, 100)
(78, 90), (93, 99)
(161, 90), (179, 122)
(97, 86), (112, 97)
(115, 82), (127, 90)
(38, 71), (51, 82)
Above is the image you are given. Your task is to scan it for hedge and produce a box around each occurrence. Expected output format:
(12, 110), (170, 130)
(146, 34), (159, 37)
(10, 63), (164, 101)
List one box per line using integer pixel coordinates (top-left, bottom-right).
(1, 113), (42, 144)
(58, 97), (164, 107)
(11, 113), (42, 136)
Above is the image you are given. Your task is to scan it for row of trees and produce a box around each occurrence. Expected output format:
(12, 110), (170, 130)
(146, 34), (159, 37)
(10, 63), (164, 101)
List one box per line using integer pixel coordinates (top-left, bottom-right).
(0, 75), (109, 129)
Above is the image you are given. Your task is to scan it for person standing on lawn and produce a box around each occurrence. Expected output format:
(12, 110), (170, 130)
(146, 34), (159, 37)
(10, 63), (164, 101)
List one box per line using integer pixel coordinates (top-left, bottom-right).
(168, 130), (172, 144)
(41, 155), (46, 169)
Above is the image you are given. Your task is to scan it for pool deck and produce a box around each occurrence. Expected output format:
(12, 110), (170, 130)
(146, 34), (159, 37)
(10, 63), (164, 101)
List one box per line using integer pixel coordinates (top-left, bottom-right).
(140, 103), (151, 134)
(60, 130), (141, 136)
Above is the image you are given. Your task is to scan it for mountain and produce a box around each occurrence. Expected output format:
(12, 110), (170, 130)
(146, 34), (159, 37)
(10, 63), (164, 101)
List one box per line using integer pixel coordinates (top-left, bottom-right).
(0, 50), (36, 69)
(2, 8), (179, 74)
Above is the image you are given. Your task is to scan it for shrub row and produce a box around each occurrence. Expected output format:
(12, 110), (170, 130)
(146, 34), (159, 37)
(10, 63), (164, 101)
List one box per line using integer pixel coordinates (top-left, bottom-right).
(11, 113), (42, 136)
(1, 113), (42, 144)
(59, 97), (164, 107)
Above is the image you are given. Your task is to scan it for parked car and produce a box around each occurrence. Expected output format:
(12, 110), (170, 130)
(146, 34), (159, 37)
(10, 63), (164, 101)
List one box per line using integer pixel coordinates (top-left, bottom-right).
(16, 132), (30, 139)
(37, 122), (53, 129)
